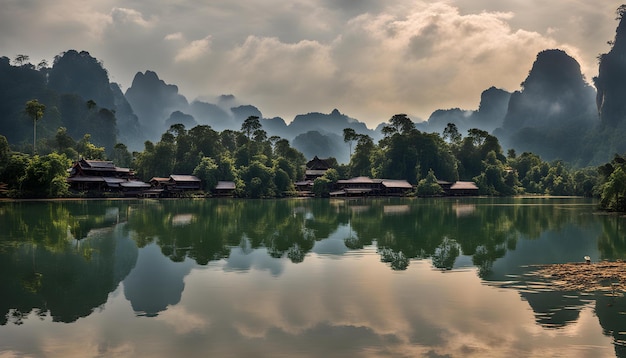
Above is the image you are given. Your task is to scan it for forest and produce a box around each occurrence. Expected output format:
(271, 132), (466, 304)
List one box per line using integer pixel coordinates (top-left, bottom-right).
(0, 105), (622, 212)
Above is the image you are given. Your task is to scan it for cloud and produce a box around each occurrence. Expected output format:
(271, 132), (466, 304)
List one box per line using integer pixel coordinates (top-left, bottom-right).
(0, 0), (618, 127)
(174, 36), (212, 63)
(110, 7), (153, 28)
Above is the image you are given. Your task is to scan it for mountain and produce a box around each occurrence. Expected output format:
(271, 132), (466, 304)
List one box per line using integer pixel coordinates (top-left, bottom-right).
(494, 49), (597, 162)
(596, 9), (626, 127)
(124, 71), (189, 140)
(292, 131), (348, 164)
(416, 87), (511, 135)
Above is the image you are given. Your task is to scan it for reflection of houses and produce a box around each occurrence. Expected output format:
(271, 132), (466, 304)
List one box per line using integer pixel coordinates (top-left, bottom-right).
(331, 177), (413, 197)
(67, 159), (150, 195)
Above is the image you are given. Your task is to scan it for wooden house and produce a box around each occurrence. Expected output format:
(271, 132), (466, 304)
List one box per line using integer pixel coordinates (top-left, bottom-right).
(449, 181), (479, 196)
(67, 159), (149, 195)
(214, 181), (236, 197)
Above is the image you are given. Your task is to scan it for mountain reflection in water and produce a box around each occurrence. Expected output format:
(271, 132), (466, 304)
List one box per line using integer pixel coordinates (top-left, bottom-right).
(0, 197), (625, 357)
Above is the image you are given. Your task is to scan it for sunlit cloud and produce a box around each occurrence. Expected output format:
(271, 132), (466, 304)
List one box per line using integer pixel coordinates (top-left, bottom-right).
(174, 36), (212, 63)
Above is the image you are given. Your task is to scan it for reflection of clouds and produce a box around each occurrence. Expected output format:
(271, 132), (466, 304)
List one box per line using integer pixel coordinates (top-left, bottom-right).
(312, 224), (351, 256)
(155, 305), (209, 334)
(224, 246), (284, 276)
(184, 256), (613, 357)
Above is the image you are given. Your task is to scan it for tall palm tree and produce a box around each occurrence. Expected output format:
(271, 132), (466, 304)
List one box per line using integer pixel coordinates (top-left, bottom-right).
(25, 99), (45, 154)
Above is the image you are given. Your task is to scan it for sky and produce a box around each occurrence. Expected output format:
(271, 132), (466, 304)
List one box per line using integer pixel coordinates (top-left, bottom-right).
(0, 1), (620, 128)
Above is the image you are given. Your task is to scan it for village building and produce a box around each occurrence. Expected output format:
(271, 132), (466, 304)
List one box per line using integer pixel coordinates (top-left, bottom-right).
(331, 177), (413, 197)
(296, 156), (335, 195)
(448, 181), (479, 196)
(214, 181), (236, 197)
(67, 159), (150, 195)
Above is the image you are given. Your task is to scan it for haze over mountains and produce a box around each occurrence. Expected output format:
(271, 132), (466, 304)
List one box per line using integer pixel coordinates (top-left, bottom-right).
(2, 8), (626, 166)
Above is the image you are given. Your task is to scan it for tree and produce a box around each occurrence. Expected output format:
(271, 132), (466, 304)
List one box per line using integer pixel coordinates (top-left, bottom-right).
(416, 169), (443, 197)
(241, 116), (262, 140)
(443, 123), (462, 145)
(14, 54), (29, 66)
(343, 128), (358, 158)
(388, 114), (415, 135)
(25, 100), (45, 154)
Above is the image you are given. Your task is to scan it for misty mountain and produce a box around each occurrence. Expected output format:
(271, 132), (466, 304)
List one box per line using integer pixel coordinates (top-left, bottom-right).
(415, 87), (511, 135)
(165, 111), (197, 129)
(289, 109), (376, 140)
(596, 9), (626, 128)
(110, 83), (142, 150)
(494, 49), (597, 162)
(48, 50), (115, 110)
(292, 130), (348, 164)
(124, 70), (189, 140)
(188, 100), (232, 132)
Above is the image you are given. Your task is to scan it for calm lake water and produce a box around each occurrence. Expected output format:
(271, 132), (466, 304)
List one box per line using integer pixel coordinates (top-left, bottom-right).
(0, 197), (625, 357)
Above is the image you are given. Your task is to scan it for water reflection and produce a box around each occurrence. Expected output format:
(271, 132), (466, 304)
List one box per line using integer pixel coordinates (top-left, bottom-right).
(1, 198), (626, 356)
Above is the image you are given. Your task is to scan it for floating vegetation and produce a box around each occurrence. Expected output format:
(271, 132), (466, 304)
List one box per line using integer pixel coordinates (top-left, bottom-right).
(529, 260), (626, 294)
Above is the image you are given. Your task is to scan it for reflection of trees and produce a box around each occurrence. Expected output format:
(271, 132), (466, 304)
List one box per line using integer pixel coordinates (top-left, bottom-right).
(348, 197), (595, 272)
(0, 201), (137, 325)
(597, 215), (626, 260)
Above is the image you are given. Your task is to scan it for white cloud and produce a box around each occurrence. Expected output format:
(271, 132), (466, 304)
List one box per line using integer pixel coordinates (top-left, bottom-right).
(174, 36), (212, 63)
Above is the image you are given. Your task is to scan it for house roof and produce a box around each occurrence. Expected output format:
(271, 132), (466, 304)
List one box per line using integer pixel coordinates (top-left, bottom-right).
(305, 169), (328, 176)
(66, 176), (105, 182)
(337, 176), (375, 184)
(382, 179), (413, 189)
(215, 181), (236, 190)
(170, 175), (201, 182)
(120, 180), (151, 188)
(450, 181), (479, 190)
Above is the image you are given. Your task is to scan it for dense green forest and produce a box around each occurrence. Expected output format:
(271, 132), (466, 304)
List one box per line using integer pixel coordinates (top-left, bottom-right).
(1, 105), (620, 210)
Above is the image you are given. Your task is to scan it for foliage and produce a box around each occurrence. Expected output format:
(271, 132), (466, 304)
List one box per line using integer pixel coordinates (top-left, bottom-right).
(598, 154), (626, 211)
(416, 169), (443, 197)
(18, 153), (72, 198)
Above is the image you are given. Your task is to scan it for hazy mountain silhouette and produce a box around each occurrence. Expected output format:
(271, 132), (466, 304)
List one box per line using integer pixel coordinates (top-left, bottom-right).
(188, 100), (232, 131)
(292, 130), (348, 164)
(493, 49), (597, 162)
(48, 50), (115, 110)
(110, 83), (142, 150)
(596, 10), (626, 128)
(416, 87), (511, 135)
(165, 110), (197, 129)
(124, 70), (189, 140)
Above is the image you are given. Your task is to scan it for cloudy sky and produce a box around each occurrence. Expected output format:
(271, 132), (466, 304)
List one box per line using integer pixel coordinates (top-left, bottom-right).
(0, 1), (620, 128)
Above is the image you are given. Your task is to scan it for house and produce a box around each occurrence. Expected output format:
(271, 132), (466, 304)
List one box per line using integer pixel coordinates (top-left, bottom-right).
(169, 175), (201, 191)
(381, 179), (413, 196)
(328, 176), (414, 197)
(449, 181), (479, 196)
(67, 159), (148, 195)
(305, 156), (332, 181)
(214, 181), (236, 197)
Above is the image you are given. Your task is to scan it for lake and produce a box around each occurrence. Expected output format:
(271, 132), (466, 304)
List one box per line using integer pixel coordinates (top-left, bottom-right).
(0, 197), (625, 357)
